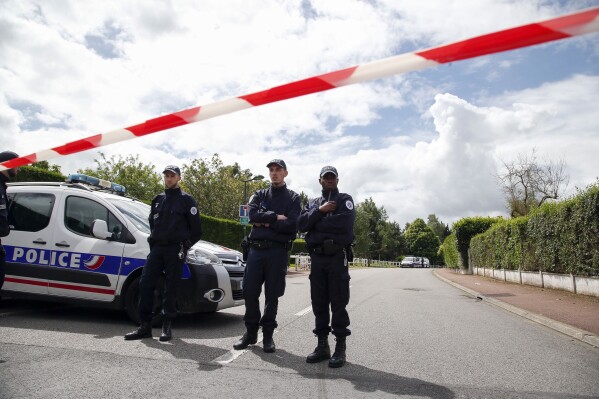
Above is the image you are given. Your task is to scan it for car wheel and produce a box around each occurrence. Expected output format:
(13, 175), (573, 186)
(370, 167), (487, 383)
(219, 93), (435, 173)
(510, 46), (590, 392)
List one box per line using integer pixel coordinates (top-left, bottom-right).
(124, 275), (164, 327)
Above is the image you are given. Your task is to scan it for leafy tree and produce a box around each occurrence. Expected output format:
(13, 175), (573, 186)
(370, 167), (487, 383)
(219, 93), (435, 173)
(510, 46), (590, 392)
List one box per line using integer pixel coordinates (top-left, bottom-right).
(354, 197), (386, 259)
(78, 152), (162, 203)
(427, 214), (451, 242)
(379, 221), (406, 261)
(497, 149), (569, 217)
(182, 154), (267, 220)
(31, 160), (62, 174)
(404, 218), (441, 260)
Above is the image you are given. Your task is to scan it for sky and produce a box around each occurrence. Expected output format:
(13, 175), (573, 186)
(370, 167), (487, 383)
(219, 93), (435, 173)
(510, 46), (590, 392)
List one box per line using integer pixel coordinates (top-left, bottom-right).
(1, 0), (598, 228)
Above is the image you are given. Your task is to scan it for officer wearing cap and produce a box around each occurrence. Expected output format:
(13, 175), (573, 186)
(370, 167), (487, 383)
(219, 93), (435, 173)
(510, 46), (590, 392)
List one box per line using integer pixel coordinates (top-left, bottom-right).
(0, 151), (20, 295)
(233, 159), (300, 353)
(297, 165), (355, 368)
(125, 165), (202, 342)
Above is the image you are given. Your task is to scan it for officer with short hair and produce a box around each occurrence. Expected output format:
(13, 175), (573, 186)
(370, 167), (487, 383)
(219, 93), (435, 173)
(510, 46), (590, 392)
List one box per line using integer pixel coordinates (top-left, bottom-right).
(233, 159), (300, 353)
(125, 165), (202, 342)
(297, 165), (355, 368)
(0, 151), (20, 296)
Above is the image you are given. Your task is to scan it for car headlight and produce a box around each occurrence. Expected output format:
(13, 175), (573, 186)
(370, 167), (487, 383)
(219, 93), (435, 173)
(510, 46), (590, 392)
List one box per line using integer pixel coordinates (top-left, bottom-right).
(186, 248), (223, 266)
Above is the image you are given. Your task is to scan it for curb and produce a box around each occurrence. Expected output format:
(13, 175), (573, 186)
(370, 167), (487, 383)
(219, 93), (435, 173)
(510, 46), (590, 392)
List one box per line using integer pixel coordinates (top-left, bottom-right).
(433, 270), (599, 348)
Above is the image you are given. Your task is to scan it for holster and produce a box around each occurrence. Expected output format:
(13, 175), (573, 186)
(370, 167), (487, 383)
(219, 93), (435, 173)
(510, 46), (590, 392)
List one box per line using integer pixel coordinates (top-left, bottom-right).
(240, 236), (249, 261)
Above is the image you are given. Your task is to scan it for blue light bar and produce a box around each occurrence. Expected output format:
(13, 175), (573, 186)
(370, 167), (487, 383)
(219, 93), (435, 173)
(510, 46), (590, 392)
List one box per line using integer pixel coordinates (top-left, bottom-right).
(66, 174), (126, 195)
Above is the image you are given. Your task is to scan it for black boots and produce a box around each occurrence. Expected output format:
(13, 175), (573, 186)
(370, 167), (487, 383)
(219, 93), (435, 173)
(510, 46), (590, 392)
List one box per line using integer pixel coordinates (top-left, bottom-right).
(159, 320), (172, 342)
(306, 334), (330, 363)
(328, 336), (346, 368)
(124, 321), (152, 340)
(262, 330), (275, 353)
(233, 330), (258, 350)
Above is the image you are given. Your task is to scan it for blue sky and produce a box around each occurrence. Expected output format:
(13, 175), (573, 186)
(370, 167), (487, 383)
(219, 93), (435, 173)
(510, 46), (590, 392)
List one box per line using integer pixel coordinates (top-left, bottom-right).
(1, 0), (598, 227)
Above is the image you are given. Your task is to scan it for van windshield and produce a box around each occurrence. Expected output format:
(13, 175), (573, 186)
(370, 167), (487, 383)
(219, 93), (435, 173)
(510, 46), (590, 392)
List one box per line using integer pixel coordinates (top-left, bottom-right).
(107, 198), (151, 234)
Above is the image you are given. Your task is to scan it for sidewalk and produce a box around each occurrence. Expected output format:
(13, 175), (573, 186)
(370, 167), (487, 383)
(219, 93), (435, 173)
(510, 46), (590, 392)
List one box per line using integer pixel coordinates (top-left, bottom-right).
(434, 268), (599, 348)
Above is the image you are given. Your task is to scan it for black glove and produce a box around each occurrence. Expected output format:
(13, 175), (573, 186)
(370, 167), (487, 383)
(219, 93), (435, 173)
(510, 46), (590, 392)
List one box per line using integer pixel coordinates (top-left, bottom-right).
(147, 235), (154, 249)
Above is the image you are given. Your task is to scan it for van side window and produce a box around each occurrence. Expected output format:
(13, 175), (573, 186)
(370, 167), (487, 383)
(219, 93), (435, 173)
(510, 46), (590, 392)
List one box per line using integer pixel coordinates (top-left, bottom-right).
(9, 193), (55, 232)
(65, 196), (125, 239)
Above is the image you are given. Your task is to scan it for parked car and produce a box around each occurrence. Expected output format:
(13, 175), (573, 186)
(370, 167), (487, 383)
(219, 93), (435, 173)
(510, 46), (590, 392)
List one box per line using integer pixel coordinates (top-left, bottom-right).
(400, 256), (430, 268)
(2, 174), (245, 324)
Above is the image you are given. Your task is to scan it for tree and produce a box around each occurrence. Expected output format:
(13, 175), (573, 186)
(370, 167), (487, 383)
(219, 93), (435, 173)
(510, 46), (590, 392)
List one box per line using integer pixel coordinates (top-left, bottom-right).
(379, 221), (406, 261)
(427, 214), (451, 242)
(353, 198), (386, 259)
(182, 154), (267, 220)
(31, 160), (62, 174)
(78, 152), (162, 203)
(497, 149), (569, 217)
(403, 218), (441, 261)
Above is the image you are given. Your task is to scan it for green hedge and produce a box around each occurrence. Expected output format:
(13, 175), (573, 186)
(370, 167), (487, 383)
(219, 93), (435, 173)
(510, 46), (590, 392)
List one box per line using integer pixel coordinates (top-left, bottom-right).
(13, 166), (65, 182)
(290, 238), (307, 255)
(440, 233), (460, 269)
(453, 216), (501, 269)
(200, 215), (245, 250)
(470, 184), (599, 276)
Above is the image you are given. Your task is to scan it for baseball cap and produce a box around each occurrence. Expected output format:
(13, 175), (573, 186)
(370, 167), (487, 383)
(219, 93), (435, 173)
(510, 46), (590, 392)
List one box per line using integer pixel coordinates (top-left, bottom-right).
(162, 165), (181, 175)
(320, 165), (338, 177)
(0, 151), (19, 163)
(266, 159), (287, 169)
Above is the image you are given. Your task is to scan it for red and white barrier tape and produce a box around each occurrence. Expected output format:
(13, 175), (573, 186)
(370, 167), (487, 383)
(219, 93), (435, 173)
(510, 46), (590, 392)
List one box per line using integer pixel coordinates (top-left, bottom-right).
(2, 6), (598, 171)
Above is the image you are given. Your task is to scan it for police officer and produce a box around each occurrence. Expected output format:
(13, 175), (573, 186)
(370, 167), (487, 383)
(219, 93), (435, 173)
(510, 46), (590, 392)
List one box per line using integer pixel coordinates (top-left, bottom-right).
(0, 151), (20, 297)
(125, 165), (202, 342)
(297, 166), (355, 368)
(233, 159), (300, 353)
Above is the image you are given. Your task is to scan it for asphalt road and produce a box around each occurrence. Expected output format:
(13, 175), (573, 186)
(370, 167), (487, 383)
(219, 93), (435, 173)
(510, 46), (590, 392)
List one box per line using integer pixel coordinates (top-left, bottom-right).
(1, 268), (598, 398)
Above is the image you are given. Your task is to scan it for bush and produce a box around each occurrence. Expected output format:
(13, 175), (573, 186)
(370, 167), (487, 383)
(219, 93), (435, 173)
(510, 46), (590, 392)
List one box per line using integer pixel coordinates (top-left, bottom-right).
(453, 217), (502, 269)
(470, 183), (599, 276)
(13, 165), (65, 182)
(440, 233), (460, 269)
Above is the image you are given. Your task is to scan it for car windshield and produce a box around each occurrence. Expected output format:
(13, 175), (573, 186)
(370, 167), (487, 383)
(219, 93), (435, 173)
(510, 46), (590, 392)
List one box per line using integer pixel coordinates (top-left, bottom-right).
(107, 198), (150, 234)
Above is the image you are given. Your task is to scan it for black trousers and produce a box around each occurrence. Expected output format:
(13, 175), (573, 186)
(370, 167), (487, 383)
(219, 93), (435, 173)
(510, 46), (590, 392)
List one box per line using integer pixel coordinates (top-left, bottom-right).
(0, 244), (5, 292)
(138, 243), (183, 322)
(309, 250), (351, 337)
(242, 247), (288, 332)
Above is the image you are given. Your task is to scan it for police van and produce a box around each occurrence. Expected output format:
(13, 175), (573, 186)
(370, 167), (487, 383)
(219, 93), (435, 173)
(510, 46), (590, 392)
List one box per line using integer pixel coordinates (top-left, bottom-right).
(2, 174), (245, 323)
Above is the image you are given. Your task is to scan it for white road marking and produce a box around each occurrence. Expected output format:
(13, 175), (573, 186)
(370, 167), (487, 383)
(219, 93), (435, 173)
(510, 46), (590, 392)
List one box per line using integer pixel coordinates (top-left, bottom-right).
(294, 306), (312, 317)
(212, 333), (263, 365)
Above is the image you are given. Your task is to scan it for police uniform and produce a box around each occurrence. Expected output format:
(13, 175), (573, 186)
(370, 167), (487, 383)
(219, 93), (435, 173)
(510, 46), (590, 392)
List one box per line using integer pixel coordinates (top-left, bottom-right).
(126, 165), (202, 342)
(0, 151), (19, 294)
(234, 159), (300, 353)
(297, 165), (355, 368)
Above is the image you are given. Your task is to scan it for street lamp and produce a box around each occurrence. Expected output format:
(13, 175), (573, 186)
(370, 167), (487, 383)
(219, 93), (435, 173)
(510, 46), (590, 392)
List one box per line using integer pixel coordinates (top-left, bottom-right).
(242, 175), (264, 236)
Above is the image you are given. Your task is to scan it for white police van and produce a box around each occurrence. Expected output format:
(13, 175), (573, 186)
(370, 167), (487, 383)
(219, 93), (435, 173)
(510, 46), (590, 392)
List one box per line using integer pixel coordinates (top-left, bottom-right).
(2, 174), (245, 323)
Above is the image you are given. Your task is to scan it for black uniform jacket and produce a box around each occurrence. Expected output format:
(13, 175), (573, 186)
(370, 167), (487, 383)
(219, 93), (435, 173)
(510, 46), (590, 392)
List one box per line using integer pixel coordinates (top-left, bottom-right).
(0, 174), (10, 237)
(297, 188), (355, 247)
(149, 187), (202, 246)
(248, 184), (300, 243)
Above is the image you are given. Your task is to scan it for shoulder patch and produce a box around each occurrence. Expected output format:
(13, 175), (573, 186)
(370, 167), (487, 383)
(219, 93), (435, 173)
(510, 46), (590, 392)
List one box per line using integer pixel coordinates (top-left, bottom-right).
(346, 200), (354, 210)
(190, 207), (198, 215)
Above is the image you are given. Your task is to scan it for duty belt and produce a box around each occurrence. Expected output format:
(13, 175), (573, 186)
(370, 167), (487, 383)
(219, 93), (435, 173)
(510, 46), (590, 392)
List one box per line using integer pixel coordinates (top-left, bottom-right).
(249, 240), (289, 250)
(309, 240), (344, 256)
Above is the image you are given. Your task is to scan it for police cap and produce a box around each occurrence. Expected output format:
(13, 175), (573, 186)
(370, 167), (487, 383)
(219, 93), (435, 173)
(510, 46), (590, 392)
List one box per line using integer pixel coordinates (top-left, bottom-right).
(319, 165), (338, 177)
(162, 165), (181, 175)
(0, 151), (19, 163)
(266, 159), (287, 169)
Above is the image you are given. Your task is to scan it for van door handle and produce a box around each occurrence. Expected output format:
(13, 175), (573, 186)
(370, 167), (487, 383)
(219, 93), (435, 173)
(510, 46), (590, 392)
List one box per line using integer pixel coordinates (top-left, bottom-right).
(55, 242), (70, 248)
(33, 239), (47, 245)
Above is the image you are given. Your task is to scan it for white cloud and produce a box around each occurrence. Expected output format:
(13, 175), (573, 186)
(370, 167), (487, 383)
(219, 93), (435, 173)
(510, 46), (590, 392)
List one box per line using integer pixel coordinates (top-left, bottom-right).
(1, 0), (597, 228)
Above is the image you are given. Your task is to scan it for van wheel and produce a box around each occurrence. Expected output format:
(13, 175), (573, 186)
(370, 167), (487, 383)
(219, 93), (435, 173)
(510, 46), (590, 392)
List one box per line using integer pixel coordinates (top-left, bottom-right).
(124, 275), (163, 327)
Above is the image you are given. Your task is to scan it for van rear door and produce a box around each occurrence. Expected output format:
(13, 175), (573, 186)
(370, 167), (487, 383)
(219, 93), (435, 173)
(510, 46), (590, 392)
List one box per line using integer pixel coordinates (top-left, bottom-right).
(3, 191), (57, 295)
